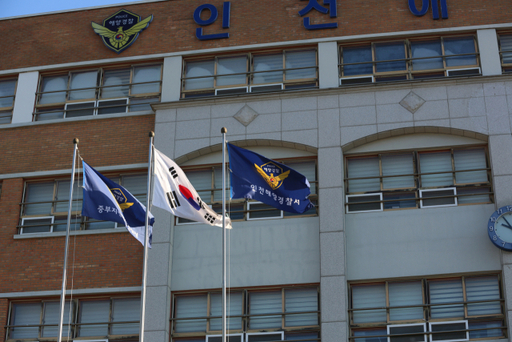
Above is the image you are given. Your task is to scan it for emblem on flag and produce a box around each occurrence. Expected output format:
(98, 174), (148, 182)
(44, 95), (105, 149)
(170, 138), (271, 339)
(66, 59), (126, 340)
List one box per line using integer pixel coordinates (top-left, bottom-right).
(110, 188), (134, 211)
(254, 162), (290, 190)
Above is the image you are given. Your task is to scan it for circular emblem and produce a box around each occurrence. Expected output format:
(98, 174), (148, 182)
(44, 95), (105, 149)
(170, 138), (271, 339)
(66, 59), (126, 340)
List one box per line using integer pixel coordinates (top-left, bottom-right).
(488, 205), (512, 251)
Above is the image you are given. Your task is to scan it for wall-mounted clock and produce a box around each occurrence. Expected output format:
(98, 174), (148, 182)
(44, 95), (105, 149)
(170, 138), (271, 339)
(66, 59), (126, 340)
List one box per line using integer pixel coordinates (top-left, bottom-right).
(488, 205), (512, 251)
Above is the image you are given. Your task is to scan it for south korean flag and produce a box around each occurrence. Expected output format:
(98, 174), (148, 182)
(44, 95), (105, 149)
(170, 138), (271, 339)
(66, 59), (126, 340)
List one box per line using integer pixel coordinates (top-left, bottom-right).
(152, 148), (232, 229)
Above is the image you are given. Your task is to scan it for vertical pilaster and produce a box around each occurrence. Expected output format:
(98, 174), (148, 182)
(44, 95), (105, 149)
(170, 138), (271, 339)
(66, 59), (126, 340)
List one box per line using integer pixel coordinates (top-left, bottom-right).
(11, 71), (39, 124)
(318, 42), (339, 89)
(477, 29), (502, 77)
(161, 56), (183, 102)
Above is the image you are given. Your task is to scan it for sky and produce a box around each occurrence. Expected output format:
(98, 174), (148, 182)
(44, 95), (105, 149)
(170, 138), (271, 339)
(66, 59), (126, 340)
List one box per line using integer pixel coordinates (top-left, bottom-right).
(0, 0), (140, 18)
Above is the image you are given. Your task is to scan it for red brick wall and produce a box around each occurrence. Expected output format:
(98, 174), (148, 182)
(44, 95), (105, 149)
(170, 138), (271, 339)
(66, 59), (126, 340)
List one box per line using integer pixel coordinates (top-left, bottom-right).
(0, 299), (7, 342)
(0, 115), (155, 294)
(0, 0), (511, 72)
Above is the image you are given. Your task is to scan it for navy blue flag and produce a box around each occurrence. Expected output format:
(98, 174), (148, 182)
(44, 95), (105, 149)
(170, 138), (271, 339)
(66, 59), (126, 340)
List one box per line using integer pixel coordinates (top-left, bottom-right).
(82, 161), (154, 247)
(227, 143), (314, 214)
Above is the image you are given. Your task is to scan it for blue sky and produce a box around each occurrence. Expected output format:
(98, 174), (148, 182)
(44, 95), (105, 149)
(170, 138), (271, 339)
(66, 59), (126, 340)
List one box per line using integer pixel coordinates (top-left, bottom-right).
(1, 0), (137, 18)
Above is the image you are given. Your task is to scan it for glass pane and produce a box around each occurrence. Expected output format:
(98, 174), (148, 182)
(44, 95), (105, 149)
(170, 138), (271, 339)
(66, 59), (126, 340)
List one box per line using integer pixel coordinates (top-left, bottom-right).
(10, 303), (41, 339)
(0, 79), (16, 108)
(111, 298), (140, 335)
(97, 99), (128, 115)
(431, 322), (467, 341)
(185, 60), (214, 90)
(129, 97), (159, 112)
(36, 108), (65, 121)
(174, 295), (207, 333)
(253, 54), (283, 84)
(375, 42), (406, 72)
(217, 56), (247, 86)
(388, 324), (425, 342)
(421, 189), (456, 207)
(419, 152), (453, 187)
(444, 37), (477, 67)
(411, 40), (443, 70)
(454, 148), (488, 184)
(342, 46), (373, 76)
(22, 218), (53, 233)
(457, 187), (491, 204)
(42, 301), (73, 337)
(285, 50), (316, 80)
(132, 65), (161, 94)
(347, 157), (380, 193)
(248, 202), (282, 219)
(79, 300), (109, 337)
(65, 102), (95, 117)
(213, 166), (229, 202)
(249, 291), (282, 329)
(466, 276), (501, 316)
(285, 288), (318, 326)
(352, 284), (386, 323)
(187, 170), (213, 202)
(53, 217), (81, 232)
(248, 333), (283, 342)
(383, 192), (417, 210)
(0, 110), (12, 124)
(39, 76), (67, 104)
(389, 281), (423, 320)
(69, 71), (97, 100)
(382, 154), (414, 189)
(24, 182), (54, 215)
(501, 34), (512, 64)
(101, 69), (130, 98)
(469, 321), (503, 339)
(286, 161), (316, 194)
(352, 329), (387, 342)
(210, 292), (243, 330)
(347, 195), (382, 212)
(55, 180), (82, 213)
(429, 279), (464, 319)
(122, 174), (147, 203)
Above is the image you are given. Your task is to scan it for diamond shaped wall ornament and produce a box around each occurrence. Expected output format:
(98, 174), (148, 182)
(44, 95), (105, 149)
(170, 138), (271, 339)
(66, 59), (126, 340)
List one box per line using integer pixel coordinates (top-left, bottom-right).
(234, 105), (259, 126)
(400, 91), (426, 114)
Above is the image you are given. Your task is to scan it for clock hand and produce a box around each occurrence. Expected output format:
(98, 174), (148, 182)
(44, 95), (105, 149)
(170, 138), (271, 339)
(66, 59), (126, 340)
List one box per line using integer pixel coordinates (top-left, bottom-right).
(503, 216), (512, 228)
(501, 223), (512, 230)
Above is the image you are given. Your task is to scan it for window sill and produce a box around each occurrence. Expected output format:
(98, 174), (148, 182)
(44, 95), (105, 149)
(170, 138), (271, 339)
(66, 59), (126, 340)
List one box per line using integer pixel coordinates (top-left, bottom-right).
(14, 227), (128, 240)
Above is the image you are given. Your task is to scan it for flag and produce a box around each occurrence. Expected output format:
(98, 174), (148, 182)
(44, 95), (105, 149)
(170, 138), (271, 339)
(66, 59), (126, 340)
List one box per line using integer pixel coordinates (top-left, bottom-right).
(227, 143), (314, 214)
(152, 148), (232, 229)
(81, 161), (154, 247)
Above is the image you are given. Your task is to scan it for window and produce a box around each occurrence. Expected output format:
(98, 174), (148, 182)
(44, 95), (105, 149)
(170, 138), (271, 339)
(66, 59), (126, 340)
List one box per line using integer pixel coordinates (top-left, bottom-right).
(498, 33), (512, 73)
(339, 36), (480, 85)
(19, 173), (147, 234)
(0, 78), (17, 124)
(34, 64), (162, 121)
(345, 147), (492, 213)
(182, 49), (317, 98)
(177, 159), (317, 224)
(8, 297), (139, 340)
(349, 274), (505, 342)
(172, 286), (319, 342)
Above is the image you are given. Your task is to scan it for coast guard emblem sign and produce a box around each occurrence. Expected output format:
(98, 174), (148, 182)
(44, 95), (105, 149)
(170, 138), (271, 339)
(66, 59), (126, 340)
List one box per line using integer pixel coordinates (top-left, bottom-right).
(92, 9), (153, 53)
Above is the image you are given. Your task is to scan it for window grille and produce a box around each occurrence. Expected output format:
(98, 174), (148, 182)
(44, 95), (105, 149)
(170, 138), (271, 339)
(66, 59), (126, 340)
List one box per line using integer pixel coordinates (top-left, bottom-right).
(182, 49), (318, 98)
(339, 36), (480, 85)
(349, 274), (505, 342)
(34, 64), (162, 121)
(345, 147), (492, 213)
(0, 78), (17, 124)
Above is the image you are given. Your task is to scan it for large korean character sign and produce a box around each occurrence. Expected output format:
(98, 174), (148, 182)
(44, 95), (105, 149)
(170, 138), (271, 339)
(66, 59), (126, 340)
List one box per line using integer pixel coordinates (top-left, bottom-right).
(299, 0), (338, 30)
(194, 2), (231, 40)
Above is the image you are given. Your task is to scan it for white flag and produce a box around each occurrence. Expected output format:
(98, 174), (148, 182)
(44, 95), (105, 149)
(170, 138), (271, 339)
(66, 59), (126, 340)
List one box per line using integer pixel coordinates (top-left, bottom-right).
(152, 148), (232, 229)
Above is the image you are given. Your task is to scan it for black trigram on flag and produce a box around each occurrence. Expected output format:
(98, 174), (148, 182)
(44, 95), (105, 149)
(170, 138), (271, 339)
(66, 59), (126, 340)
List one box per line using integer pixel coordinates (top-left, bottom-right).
(204, 213), (215, 224)
(169, 167), (178, 179)
(166, 190), (181, 209)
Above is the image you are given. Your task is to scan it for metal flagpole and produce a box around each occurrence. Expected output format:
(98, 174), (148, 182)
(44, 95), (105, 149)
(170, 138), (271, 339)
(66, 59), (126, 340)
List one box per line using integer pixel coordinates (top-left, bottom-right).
(221, 127), (228, 342)
(57, 138), (79, 342)
(139, 131), (155, 342)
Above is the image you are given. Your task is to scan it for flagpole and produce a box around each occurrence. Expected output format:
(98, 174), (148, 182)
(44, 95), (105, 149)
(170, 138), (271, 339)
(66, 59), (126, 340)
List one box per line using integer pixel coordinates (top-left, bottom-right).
(139, 131), (154, 342)
(221, 127), (227, 342)
(57, 138), (79, 342)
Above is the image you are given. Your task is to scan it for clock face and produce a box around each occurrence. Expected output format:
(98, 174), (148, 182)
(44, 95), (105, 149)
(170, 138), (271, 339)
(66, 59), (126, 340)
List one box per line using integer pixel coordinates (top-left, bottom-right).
(488, 206), (512, 251)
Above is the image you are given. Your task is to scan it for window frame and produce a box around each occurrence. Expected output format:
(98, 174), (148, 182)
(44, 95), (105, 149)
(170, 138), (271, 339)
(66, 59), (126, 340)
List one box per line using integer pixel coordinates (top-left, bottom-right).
(0, 77), (18, 125)
(34, 63), (162, 121)
(348, 274), (505, 342)
(344, 146), (492, 213)
(498, 32), (512, 73)
(181, 48), (318, 98)
(339, 35), (480, 85)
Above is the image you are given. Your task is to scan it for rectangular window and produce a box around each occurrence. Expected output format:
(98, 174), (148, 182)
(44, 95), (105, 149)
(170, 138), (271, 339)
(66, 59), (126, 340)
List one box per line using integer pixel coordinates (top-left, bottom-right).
(0, 78), (17, 124)
(178, 159), (317, 223)
(8, 297), (138, 339)
(182, 49), (317, 98)
(339, 36), (480, 85)
(349, 275), (504, 342)
(34, 64), (161, 121)
(498, 33), (512, 73)
(172, 287), (319, 340)
(19, 173), (147, 234)
(345, 147), (491, 213)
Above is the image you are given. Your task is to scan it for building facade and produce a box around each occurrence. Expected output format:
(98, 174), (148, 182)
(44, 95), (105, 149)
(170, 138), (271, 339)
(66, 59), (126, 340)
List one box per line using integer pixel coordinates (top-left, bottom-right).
(1, 1), (512, 342)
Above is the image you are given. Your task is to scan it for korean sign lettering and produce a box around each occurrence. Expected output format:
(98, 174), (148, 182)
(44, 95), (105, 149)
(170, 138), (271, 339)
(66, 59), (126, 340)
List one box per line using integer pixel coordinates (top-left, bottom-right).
(408, 0), (448, 19)
(194, 2), (231, 40)
(299, 0), (338, 30)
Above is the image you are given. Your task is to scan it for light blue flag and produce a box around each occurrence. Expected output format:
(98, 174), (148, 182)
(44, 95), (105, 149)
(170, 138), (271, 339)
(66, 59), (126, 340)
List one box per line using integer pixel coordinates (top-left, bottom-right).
(81, 161), (154, 247)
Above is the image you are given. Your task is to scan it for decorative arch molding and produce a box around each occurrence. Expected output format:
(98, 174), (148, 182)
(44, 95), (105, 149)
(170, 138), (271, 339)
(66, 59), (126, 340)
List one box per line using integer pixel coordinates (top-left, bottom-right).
(342, 126), (488, 153)
(176, 139), (318, 165)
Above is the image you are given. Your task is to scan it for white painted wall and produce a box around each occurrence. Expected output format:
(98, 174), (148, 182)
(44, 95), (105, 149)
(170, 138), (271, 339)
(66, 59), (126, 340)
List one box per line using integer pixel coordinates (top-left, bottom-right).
(11, 71), (38, 124)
